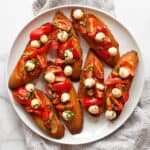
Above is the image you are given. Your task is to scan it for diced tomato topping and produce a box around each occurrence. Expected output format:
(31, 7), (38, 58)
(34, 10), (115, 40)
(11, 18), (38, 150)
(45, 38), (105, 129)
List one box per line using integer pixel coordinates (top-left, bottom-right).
(122, 91), (129, 103)
(87, 17), (97, 37)
(57, 42), (68, 58)
(52, 99), (60, 105)
(56, 103), (73, 111)
(25, 106), (42, 116)
(45, 65), (63, 75)
(72, 48), (81, 59)
(95, 49), (109, 59)
(51, 80), (72, 93)
(42, 107), (49, 121)
(83, 97), (103, 107)
(96, 26), (105, 33)
(37, 55), (47, 69)
(30, 24), (52, 40)
(53, 19), (71, 31)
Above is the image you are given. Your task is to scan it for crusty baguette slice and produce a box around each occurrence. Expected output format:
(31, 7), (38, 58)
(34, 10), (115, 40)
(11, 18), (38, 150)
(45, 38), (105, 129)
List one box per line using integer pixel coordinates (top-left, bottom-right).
(29, 90), (65, 138)
(53, 11), (82, 81)
(58, 79), (83, 134)
(71, 8), (119, 67)
(105, 50), (139, 120)
(78, 50), (104, 117)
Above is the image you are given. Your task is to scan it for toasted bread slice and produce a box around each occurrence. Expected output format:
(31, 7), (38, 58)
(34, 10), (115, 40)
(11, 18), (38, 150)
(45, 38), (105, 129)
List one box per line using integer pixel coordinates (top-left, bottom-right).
(105, 50), (139, 120)
(71, 8), (119, 67)
(13, 87), (65, 138)
(78, 50), (104, 117)
(53, 11), (82, 81)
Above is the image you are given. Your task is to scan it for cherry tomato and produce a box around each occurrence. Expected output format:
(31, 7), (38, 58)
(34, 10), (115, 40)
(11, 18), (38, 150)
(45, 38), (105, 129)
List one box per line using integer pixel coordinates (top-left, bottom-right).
(37, 55), (47, 69)
(95, 49), (109, 59)
(30, 24), (52, 40)
(25, 106), (42, 116)
(53, 19), (71, 31)
(52, 99), (60, 105)
(45, 65), (62, 75)
(56, 103), (73, 111)
(42, 107), (49, 121)
(72, 48), (81, 59)
(122, 91), (129, 103)
(52, 81), (72, 93)
(83, 97), (103, 107)
(57, 42), (68, 58)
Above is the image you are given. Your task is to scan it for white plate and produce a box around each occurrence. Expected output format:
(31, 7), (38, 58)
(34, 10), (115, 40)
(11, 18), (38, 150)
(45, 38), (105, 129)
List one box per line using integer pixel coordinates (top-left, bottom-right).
(6, 5), (144, 145)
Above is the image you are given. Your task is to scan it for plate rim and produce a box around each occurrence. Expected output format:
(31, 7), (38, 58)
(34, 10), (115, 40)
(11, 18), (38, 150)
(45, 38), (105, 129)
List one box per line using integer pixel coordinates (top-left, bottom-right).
(6, 5), (144, 145)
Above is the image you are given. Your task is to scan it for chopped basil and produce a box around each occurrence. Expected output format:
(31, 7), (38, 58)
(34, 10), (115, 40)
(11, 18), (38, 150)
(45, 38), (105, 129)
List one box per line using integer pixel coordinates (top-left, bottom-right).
(83, 65), (93, 71)
(79, 20), (86, 26)
(87, 89), (94, 96)
(27, 91), (35, 99)
(64, 110), (74, 121)
(52, 22), (60, 28)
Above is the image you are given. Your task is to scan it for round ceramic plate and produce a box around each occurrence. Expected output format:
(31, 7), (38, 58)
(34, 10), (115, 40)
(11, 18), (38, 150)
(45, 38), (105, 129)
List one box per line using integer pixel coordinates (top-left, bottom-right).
(6, 5), (144, 145)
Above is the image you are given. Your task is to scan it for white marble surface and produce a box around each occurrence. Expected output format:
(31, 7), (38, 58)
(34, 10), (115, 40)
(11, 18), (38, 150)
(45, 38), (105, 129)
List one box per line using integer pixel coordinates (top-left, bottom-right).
(0, 0), (150, 149)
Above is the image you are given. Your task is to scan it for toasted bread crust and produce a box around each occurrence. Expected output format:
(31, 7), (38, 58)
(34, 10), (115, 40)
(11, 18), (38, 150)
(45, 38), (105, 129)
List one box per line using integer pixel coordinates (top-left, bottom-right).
(71, 8), (119, 67)
(53, 11), (82, 81)
(25, 90), (65, 139)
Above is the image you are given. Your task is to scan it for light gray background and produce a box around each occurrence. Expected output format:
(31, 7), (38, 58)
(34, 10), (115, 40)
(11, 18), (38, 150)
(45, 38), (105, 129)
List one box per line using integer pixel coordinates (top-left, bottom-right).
(0, 0), (150, 149)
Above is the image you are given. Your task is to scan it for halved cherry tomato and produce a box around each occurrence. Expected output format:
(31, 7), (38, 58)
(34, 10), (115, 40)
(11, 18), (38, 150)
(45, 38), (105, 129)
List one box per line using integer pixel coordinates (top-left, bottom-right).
(72, 48), (81, 59)
(13, 87), (31, 105)
(68, 38), (75, 48)
(52, 99), (60, 105)
(106, 97), (112, 110)
(95, 49), (109, 59)
(52, 81), (72, 93)
(55, 75), (66, 82)
(42, 106), (49, 121)
(111, 97), (123, 111)
(105, 78), (129, 86)
(83, 97), (103, 107)
(25, 106), (42, 116)
(122, 91), (129, 103)
(87, 17), (97, 37)
(45, 65), (62, 75)
(30, 24), (52, 40)
(53, 58), (64, 66)
(119, 61), (135, 76)
(57, 42), (68, 58)
(53, 19), (71, 31)
(96, 26), (105, 33)
(56, 103), (73, 111)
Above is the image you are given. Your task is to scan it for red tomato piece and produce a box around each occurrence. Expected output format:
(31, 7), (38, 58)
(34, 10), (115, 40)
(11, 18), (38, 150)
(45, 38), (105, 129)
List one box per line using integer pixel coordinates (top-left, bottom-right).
(72, 48), (81, 59)
(37, 55), (47, 69)
(40, 24), (52, 34)
(52, 81), (72, 93)
(83, 97), (103, 107)
(95, 49), (109, 59)
(122, 91), (129, 103)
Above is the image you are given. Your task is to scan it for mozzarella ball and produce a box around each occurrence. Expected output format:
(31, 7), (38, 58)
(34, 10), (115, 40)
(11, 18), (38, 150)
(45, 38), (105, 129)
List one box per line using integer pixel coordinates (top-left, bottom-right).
(61, 93), (70, 103)
(64, 50), (73, 62)
(25, 83), (35, 92)
(57, 31), (69, 42)
(44, 72), (55, 83)
(31, 98), (40, 109)
(64, 65), (73, 76)
(30, 40), (41, 48)
(119, 67), (130, 79)
(84, 78), (95, 88)
(62, 110), (74, 121)
(95, 32), (106, 42)
(112, 88), (122, 98)
(88, 105), (99, 115)
(25, 60), (36, 72)
(96, 83), (105, 91)
(40, 34), (48, 44)
(73, 9), (84, 19)
(105, 110), (117, 120)
(108, 47), (118, 56)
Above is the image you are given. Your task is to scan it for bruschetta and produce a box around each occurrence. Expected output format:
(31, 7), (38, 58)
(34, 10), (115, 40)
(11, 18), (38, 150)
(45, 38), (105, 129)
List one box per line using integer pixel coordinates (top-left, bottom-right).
(49, 11), (82, 81)
(9, 23), (53, 89)
(12, 83), (65, 138)
(104, 50), (139, 120)
(71, 8), (119, 67)
(78, 50), (104, 116)
(44, 61), (83, 134)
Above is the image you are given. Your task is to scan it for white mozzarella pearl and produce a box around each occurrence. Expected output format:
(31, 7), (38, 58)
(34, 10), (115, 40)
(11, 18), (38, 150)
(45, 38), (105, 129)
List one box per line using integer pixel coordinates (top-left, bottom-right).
(112, 88), (122, 98)
(30, 40), (41, 48)
(57, 31), (69, 42)
(61, 93), (70, 103)
(31, 98), (40, 109)
(44, 72), (55, 83)
(105, 110), (117, 120)
(108, 47), (118, 56)
(96, 83), (105, 91)
(73, 9), (84, 20)
(25, 60), (36, 72)
(119, 67), (130, 79)
(40, 34), (48, 44)
(64, 65), (73, 76)
(88, 105), (99, 115)
(64, 50), (73, 62)
(84, 78), (95, 88)
(95, 32), (106, 42)
(25, 83), (35, 92)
